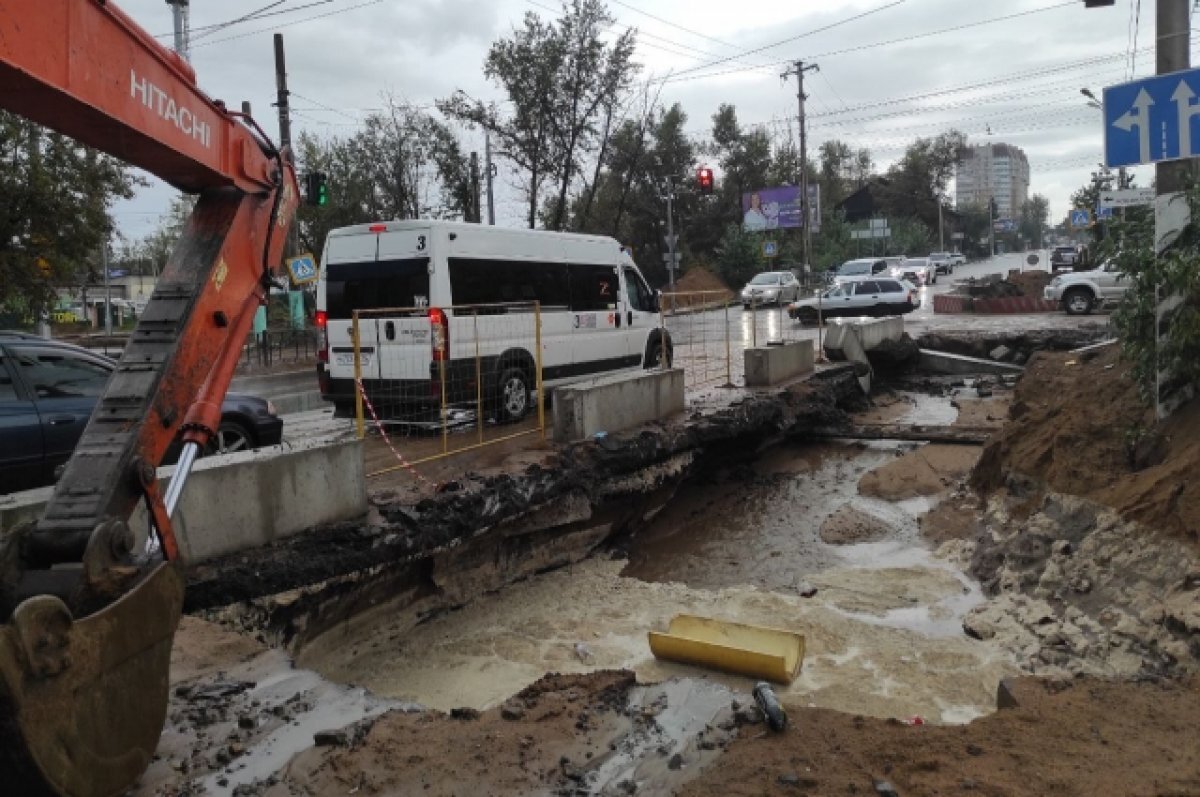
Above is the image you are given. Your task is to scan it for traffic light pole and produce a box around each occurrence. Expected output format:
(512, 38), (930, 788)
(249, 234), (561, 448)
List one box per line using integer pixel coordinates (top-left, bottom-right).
(274, 33), (298, 260)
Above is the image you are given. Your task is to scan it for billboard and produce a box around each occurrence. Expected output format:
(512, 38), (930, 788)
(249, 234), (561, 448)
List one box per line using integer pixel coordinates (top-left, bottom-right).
(741, 185), (820, 232)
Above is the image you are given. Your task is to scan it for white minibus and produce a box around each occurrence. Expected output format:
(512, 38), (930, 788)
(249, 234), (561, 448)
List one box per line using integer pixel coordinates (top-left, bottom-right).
(315, 220), (669, 422)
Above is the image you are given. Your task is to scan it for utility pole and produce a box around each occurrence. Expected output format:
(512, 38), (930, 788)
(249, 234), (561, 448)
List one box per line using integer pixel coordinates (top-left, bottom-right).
(1153, 0), (1192, 419)
(938, 199), (945, 251)
(101, 241), (112, 337)
(660, 177), (678, 291)
(484, 131), (496, 225)
(468, 152), (482, 223)
(165, 0), (190, 61)
(272, 34), (298, 262)
(783, 60), (820, 268)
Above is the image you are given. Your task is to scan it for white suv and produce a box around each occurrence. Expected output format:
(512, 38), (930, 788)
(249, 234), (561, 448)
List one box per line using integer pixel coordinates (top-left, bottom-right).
(1043, 260), (1128, 315)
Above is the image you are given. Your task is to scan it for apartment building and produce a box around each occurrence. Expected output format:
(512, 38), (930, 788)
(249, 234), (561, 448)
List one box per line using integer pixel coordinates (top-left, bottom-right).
(955, 143), (1030, 220)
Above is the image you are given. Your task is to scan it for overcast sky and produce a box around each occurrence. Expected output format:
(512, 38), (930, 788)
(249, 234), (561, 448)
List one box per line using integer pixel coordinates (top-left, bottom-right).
(109, 0), (1185, 243)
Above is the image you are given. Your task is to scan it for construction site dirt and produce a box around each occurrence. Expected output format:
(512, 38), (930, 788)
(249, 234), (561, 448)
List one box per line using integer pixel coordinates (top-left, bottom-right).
(135, 330), (1200, 797)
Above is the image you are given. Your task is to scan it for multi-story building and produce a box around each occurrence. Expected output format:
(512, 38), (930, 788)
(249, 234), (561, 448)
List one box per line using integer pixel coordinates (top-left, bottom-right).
(955, 143), (1030, 220)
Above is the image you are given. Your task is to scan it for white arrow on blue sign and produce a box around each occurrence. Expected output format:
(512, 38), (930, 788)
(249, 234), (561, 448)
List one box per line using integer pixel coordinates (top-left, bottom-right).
(1095, 205), (1115, 220)
(1104, 67), (1200, 168)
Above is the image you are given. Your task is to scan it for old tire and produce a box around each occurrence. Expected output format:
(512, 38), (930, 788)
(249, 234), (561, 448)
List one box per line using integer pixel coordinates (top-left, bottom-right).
(492, 366), (531, 423)
(1064, 288), (1094, 316)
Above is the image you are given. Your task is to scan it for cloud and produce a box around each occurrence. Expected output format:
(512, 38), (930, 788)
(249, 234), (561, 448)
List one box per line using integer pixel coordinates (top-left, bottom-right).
(105, 0), (1163, 237)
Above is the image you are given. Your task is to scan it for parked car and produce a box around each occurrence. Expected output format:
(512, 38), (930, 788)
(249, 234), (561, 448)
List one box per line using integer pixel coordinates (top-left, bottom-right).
(891, 257), (937, 286)
(740, 271), (802, 308)
(787, 278), (920, 324)
(950, 252), (967, 268)
(1049, 245), (1080, 273)
(928, 252), (954, 275)
(832, 258), (889, 285)
(0, 334), (284, 494)
(1043, 260), (1129, 315)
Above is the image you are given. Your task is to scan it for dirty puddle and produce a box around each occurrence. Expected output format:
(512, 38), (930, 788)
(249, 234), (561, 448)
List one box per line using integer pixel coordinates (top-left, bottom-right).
(299, 392), (1014, 727)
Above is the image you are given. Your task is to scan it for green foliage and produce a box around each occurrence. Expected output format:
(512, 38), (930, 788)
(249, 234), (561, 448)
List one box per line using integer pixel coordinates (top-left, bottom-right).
(440, 0), (638, 230)
(0, 111), (141, 317)
(887, 217), (935, 256)
(1019, 194), (1050, 248)
(294, 99), (470, 257)
(714, 223), (765, 287)
(1107, 186), (1200, 403)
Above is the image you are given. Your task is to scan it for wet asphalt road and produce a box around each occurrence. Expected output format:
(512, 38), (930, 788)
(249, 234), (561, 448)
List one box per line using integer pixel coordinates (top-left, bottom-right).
(662, 251), (1101, 386)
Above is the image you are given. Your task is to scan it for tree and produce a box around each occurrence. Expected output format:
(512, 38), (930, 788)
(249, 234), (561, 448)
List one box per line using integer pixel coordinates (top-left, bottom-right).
(293, 99), (471, 256)
(878, 131), (966, 232)
(0, 111), (141, 322)
(440, 0), (638, 230)
(714, 222), (764, 288)
(1019, 194), (1050, 248)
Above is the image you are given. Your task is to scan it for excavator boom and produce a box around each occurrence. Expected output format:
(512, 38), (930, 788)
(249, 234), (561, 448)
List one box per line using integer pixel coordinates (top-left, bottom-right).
(0, 2), (298, 794)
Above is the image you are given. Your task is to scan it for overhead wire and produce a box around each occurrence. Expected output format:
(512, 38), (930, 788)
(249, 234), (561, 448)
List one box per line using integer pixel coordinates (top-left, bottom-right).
(192, 0), (385, 48)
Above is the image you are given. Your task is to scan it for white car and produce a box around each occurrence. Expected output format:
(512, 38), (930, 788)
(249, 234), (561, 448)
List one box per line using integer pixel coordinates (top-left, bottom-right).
(741, 271), (802, 308)
(1043, 260), (1128, 315)
(832, 258), (889, 285)
(891, 257), (937, 286)
(950, 252), (966, 268)
(928, 252), (954, 275)
(787, 277), (920, 324)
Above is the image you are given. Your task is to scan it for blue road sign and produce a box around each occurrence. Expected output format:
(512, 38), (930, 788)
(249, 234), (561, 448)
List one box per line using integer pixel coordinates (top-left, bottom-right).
(1096, 205), (1115, 220)
(1070, 209), (1091, 228)
(1104, 67), (1200, 168)
(286, 254), (318, 286)
(762, 240), (778, 258)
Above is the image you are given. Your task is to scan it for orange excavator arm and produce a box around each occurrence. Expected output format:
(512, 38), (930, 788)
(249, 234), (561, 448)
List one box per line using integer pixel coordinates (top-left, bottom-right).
(0, 3), (299, 795)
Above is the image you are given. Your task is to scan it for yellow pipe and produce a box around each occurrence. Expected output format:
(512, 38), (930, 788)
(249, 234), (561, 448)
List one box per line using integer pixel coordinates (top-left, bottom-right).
(648, 614), (805, 685)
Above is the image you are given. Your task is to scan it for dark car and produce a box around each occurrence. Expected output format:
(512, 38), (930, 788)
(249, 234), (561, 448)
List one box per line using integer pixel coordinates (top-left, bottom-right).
(1050, 245), (1079, 273)
(0, 335), (283, 494)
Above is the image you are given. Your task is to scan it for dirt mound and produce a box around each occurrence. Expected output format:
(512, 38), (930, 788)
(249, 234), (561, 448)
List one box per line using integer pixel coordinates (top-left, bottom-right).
(676, 676), (1200, 797)
(859, 445), (981, 501)
(675, 266), (732, 297)
(1007, 268), (1052, 297)
(820, 506), (892, 544)
(972, 345), (1200, 540)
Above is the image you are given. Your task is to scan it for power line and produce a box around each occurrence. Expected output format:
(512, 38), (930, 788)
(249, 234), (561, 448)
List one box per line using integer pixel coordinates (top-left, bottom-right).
(190, 1), (290, 43)
(155, 0), (333, 39)
(608, 0), (742, 51)
(667, 0), (906, 80)
(192, 0), (384, 49)
(662, 1), (1077, 84)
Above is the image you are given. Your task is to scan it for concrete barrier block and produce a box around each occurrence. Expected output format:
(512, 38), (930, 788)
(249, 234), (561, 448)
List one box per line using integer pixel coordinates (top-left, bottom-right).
(0, 438), (368, 564)
(552, 369), (685, 442)
(823, 317), (904, 355)
(744, 340), (815, 386)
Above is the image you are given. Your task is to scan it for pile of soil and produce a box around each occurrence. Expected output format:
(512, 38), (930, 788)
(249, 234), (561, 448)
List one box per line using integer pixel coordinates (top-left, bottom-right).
(675, 266), (733, 298)
(859, 444), (981, 501)
(1006, 268), (1053, 297)
(972, 345), (1200, 540)
(677, 676), (1200, 797)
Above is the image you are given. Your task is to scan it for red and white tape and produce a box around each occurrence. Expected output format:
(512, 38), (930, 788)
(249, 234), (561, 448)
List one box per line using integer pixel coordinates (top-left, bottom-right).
(355, 377), (438, 488)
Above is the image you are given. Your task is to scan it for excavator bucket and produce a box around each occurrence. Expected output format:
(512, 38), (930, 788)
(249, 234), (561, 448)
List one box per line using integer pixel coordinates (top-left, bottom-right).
(0, 562), (184, 797)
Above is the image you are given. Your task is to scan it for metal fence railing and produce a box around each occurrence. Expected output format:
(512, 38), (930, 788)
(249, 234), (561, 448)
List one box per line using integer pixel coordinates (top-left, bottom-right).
(349, 302), (544, 479)
(656, 290), (814, 390)
(241, 327), (321, 368)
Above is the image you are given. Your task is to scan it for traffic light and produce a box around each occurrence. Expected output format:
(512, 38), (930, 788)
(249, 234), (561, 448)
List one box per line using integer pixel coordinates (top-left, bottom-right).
(697, 166), (714, 195)
(304, 172), (328, 206)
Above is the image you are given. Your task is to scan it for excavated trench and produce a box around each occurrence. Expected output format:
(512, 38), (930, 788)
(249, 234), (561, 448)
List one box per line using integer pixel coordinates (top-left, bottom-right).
(135, 329), (1200, 796)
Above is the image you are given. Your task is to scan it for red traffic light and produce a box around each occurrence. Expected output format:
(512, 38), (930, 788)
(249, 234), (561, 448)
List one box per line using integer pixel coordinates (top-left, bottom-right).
(697, 167), (714, 195)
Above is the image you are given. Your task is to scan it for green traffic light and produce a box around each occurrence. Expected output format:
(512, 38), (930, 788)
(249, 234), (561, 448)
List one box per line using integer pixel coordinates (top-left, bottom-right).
(317, 182), (328, 206)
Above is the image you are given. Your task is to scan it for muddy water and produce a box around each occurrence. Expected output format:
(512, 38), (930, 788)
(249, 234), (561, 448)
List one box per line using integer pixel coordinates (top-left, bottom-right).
(300, 393), (1015, 725)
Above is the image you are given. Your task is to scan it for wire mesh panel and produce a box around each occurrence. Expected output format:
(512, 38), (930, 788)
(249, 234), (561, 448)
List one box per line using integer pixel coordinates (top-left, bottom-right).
(350, 302), (544, 478)
(658, 290), (817, 390)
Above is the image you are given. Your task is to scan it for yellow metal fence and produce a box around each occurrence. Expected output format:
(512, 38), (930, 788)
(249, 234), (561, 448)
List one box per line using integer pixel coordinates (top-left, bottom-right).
(350, 302), (544, 478)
